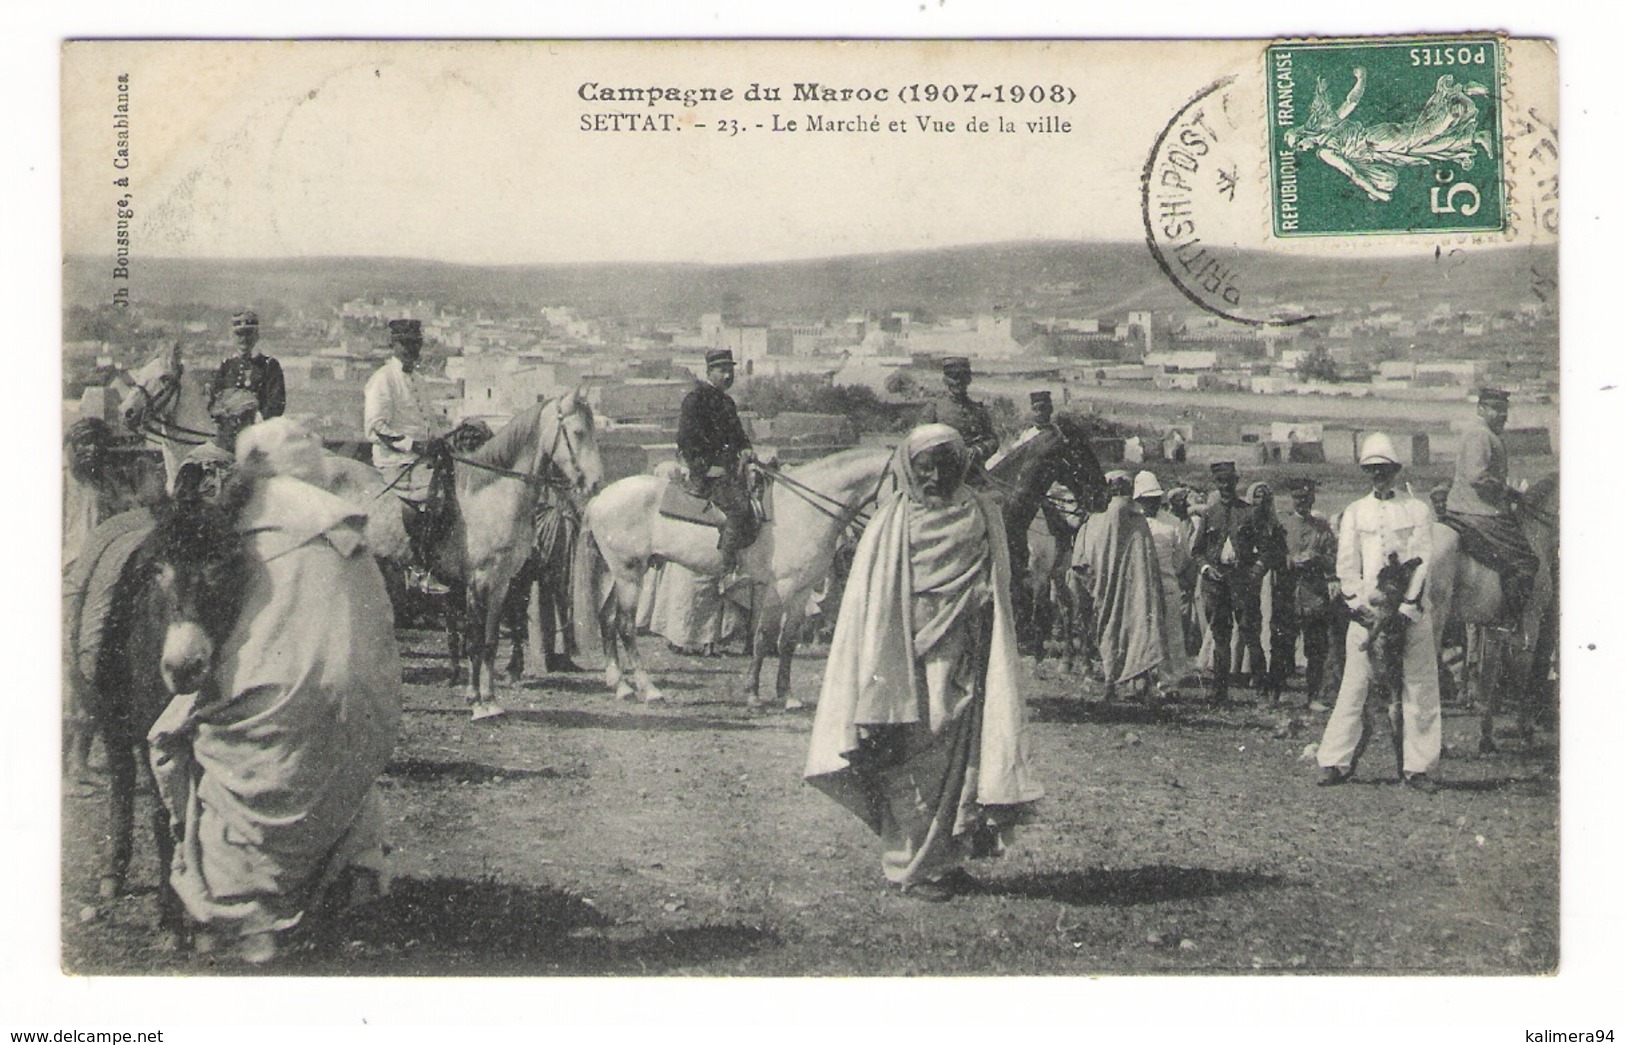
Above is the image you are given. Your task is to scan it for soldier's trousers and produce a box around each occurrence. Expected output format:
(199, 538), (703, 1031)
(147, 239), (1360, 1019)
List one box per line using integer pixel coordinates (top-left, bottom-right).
(696, 474), (758, 560)
(1271, 597), (1332, 697)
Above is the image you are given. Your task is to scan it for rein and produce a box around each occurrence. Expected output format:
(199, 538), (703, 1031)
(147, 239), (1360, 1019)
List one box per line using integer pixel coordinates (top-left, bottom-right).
(758, 460), (888, 533)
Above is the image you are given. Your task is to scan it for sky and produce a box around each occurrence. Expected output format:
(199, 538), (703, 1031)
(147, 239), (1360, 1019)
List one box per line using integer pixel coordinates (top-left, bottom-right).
(61, 37), (1556, 266)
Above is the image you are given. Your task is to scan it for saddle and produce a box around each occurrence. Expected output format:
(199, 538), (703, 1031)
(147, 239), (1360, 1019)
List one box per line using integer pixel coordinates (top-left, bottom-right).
(656, 472), (772, 530)
(658, 481), (726, 528)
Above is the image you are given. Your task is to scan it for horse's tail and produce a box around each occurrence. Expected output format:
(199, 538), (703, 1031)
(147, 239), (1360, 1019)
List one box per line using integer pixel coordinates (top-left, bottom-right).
(571, 513), (612, 655)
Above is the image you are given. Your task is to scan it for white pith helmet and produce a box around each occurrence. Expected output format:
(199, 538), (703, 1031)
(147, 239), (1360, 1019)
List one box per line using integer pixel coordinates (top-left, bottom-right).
(1358, 432), (1401, 467)
(1133, 471), (1164, 499)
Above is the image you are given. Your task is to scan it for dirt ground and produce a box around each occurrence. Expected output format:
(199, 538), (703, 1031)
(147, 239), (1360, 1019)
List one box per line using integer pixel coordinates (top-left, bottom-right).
(60, 622), (1558, 978)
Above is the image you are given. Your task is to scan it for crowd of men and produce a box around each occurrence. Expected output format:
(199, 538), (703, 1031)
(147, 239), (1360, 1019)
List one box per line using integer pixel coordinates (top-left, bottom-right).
(63, 314), (1544, 918)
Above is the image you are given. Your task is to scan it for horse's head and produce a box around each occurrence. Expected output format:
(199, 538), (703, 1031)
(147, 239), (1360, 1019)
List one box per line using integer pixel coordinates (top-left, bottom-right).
(1051, 415), (1110, 511)
(118, 343), (184, 435)
(148, 488), (250, 696)
(548, 387), (604, 502)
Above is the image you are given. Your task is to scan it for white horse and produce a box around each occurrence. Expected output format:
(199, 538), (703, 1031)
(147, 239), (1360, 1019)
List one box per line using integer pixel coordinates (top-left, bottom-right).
(118, 346), (605, 717)
(1428, 474), (1559, 753)
(114, 342), (216, 491)
(321, 394), (603, 716)
(574, 447), (894, 705)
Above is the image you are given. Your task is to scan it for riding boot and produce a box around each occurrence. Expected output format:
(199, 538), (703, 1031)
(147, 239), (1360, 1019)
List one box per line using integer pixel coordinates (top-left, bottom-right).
(1498, 571), (1530, 628)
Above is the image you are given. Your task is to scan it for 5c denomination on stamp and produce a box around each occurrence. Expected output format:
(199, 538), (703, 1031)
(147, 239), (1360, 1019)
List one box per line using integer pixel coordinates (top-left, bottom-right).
(1268, 36), (1504, 236)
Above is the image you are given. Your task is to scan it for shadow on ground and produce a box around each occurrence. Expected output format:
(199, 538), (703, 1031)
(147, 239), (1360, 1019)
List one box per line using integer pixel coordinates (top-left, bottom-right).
(384, 758), (570, 785)
(989, 865), (1287, 907)
(501, 708), (762, 733)
(290, 876), (776, 975)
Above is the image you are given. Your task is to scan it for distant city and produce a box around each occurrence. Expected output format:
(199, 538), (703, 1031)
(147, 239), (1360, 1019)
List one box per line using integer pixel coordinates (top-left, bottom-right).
(62, 243), (1559, 478)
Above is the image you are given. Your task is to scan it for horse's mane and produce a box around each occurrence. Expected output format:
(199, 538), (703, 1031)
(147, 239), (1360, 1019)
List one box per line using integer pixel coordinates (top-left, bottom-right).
(784, 444), (891, 478)
(457, 399), (584, 492)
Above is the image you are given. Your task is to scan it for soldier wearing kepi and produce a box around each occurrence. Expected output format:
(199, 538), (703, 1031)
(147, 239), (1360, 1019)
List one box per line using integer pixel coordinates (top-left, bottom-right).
(364, 319), (450, 568)
(919, 356), (1000, 478)
(1442, 388), (1542, 625)
(1277, 477), (1339, 704)
(1316, 433), (1442, 792)
(1189, 460), (1251, 703)
(208, 308), (286, 420)
(676, 348), (758, 574)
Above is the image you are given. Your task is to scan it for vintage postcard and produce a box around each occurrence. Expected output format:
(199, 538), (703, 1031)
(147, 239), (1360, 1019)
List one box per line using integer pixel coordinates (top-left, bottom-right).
(56, 36), (1561, 993)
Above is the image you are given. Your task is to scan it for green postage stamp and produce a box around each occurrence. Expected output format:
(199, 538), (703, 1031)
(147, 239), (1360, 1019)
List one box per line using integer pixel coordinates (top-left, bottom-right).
(1268, 36), (1505, 236)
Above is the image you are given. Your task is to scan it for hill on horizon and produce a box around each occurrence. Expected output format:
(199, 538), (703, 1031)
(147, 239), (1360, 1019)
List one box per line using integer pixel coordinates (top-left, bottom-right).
(63, 240), (1558, 328)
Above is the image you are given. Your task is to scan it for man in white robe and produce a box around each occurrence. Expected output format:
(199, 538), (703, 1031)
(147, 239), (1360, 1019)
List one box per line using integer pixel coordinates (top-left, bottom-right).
(806, 425), (1042, 901)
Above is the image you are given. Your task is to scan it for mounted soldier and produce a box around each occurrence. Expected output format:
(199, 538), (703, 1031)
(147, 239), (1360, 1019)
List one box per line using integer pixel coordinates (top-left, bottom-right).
(676, 348), (758, 575)
(987, 389), (1054, 470)
(363, 319), (451, 571)
(1441, 388), (1541, 626)
(918, 356), (999, 479)
(208, 308), (286, 421)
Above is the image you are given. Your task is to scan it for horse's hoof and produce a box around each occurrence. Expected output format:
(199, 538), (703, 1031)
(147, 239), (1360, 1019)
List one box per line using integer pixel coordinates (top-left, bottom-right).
(784, 699), (807, 712)
(1478, 737), (1498, 755)
(615, 683), (637, 702)
(97, 876), (121, 900)
(643, 691), (667, 705)
(470, 703), (507, 721)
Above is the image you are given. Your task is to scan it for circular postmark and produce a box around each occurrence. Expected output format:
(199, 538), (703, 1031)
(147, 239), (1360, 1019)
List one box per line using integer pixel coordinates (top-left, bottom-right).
(1141, 76), (1312, 328)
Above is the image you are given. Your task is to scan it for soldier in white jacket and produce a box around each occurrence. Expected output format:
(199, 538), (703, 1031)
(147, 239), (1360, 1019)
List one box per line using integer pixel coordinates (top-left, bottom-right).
(1315, 432), (1443, 792)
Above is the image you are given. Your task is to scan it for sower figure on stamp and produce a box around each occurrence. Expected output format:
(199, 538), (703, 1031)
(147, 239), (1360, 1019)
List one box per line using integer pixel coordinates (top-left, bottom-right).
(174, 389), (257, 504)
(1441, 388), (1542, 627)
(1277, 477), (1339, 706)
(918, 356), (1000, 480)
(1190, 460), (1251, 704)
(363, 319), (450, 575)
(208, 309), (286, 421)
(1315, 433), (1442, 793)
(676, 348), (758, 576)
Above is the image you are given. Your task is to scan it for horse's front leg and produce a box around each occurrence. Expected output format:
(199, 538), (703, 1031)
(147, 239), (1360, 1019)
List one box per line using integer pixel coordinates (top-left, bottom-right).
(744, 615), (771, 707)
(614, 577), (664, 704)
(777, 609), (806, 710)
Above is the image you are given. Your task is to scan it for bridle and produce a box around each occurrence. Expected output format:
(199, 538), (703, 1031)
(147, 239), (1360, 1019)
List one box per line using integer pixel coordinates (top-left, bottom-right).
(126, 366), (214, 446)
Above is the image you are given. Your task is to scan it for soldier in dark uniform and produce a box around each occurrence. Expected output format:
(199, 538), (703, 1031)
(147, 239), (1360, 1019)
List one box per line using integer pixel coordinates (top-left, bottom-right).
(918, 356), (999, 478)
(1276, 478), (1339, 704)
(1231, 481), (1287, 697)
(208, 309), (286, 420)
(1190, 460), (1251, 704)
(676, 349), (757, 574)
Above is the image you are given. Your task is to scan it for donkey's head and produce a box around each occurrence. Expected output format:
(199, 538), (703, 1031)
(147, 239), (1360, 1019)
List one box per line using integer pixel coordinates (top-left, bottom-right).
(149, 487), (251, 696)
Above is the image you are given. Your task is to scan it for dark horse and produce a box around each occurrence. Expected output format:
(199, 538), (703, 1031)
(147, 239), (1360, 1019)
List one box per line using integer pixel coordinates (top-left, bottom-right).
(78, 486), (250, 940)
(984, 414), (1109, 652)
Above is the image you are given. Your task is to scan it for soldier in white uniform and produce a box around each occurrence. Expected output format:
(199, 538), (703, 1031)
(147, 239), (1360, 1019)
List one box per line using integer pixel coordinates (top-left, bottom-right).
(1315, 432), (1443, 792)
(363, 319), (448, 566)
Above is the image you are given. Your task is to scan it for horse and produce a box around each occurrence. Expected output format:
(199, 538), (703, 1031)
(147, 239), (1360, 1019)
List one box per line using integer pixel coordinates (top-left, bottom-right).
(114, 342), (216, 491)
(983, 416), (1108, 653)
(1429, 473), (1559, 753)
(74, 488), (250, 941)
(321, 394), (603, 717)
(575, 446), (895, 706)
(1023, 487), (1085, 668)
